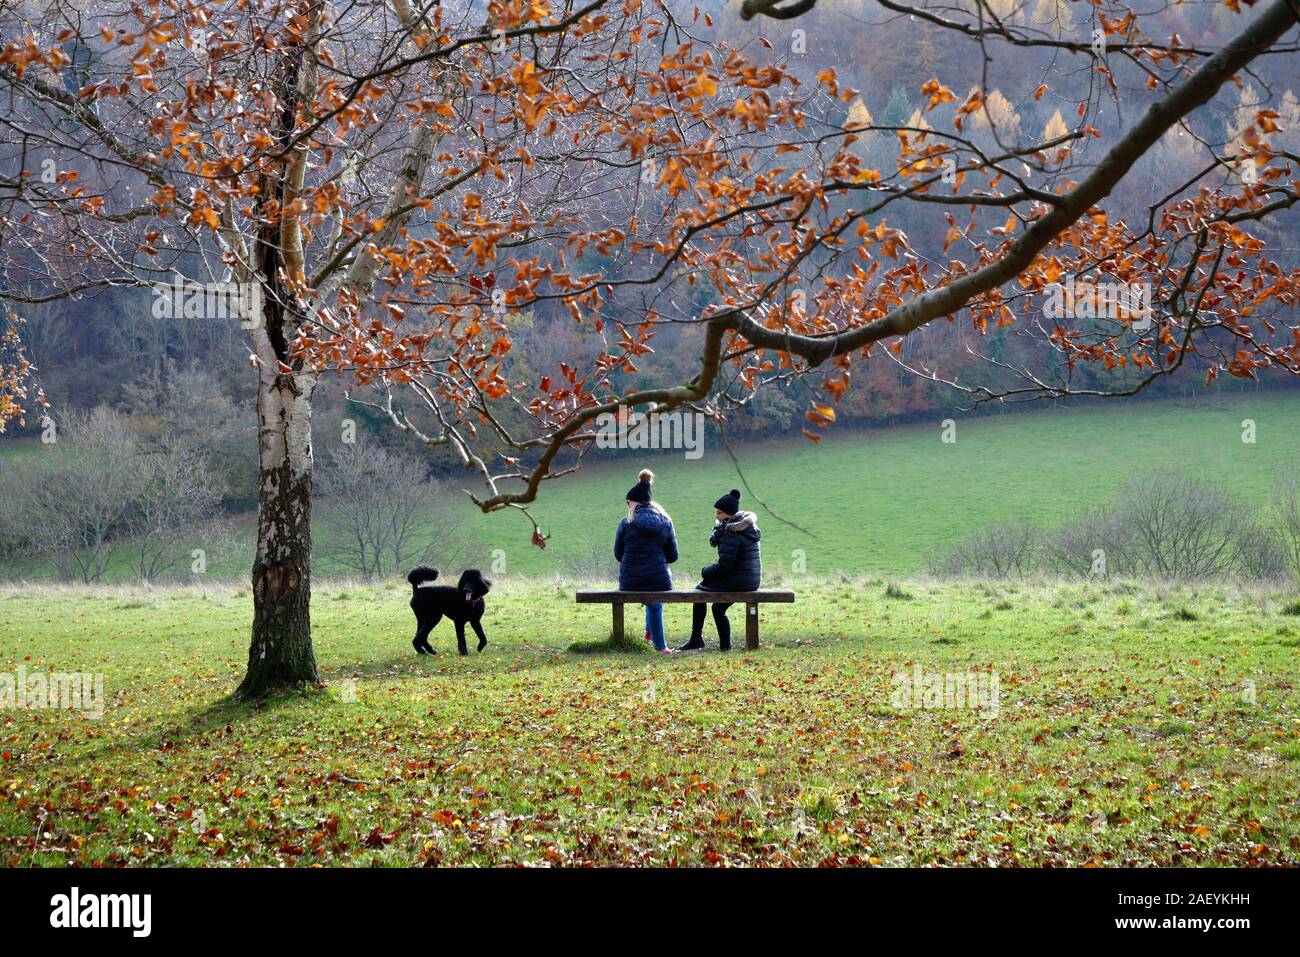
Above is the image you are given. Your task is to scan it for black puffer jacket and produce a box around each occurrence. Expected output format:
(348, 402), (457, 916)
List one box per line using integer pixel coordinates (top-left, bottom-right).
(699, 511), (761, 592)
(614, 504), (678, 591)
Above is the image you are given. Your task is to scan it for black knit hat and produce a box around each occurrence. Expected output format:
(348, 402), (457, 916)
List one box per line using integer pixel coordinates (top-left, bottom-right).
(626, 468), (654, 504)
(714, 488), (741, 515)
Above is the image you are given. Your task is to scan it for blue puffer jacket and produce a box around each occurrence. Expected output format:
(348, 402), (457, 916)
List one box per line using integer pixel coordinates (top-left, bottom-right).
(614, 504), (678, 591)
(700, 511), (762, 592)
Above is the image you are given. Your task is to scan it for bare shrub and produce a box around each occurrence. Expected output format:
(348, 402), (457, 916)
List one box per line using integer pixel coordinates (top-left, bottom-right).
(1034, 509), (1118, 574)
(926, 519), (1039, 578)
(126, 438), (228, 582)
(1274, 466), (1300, 583)
(2, 409), (228, 583)
(4, 408), (143, 581)
(316, 439), (465, 580)
(1114, 474), (1244, 580)
(938, 473), (1282, 583)
(557, 537), (619, 582)
(1230, 519), (1289, 582)
(121, 361), (256, 507)
(1039, 506), (1134, 578)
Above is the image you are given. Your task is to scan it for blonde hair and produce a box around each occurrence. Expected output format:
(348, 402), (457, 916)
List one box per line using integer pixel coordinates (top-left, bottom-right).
(627, 468), (670, 521)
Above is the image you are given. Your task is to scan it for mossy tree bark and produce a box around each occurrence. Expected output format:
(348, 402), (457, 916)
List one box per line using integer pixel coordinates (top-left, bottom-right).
(236, 368), (320, 699)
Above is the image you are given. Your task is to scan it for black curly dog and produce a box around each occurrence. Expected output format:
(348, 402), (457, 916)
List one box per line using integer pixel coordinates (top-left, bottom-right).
(407, 566), (491, 655)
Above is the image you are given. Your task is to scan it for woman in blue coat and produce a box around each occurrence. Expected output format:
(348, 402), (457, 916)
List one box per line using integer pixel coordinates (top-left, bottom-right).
(614, 468), (678, 653)
(678, 488), (761, 652)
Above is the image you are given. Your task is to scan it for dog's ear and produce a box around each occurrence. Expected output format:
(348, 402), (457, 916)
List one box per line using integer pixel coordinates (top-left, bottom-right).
(480, 577), (492, 595)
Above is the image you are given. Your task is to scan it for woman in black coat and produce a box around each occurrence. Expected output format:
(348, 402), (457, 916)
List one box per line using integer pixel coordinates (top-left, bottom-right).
(678, 489), (761, 652)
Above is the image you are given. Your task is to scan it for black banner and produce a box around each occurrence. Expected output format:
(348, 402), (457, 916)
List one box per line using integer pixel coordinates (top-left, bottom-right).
(0, 867), (1288, 943)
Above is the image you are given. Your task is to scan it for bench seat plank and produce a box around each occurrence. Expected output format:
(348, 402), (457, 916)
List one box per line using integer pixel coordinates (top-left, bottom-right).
(575, 590), (794, 604)
(575, 590), (795, 649)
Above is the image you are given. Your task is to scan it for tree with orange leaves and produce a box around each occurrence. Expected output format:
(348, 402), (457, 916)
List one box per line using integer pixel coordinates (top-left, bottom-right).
(0, 0), (772, 696)
(326, 0), (1299, 508)
(2, 0), (1298, 699)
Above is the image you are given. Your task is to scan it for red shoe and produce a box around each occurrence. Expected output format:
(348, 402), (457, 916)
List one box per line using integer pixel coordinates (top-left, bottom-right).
(657, 647), (674, 655)
(643, 630), (652, 643)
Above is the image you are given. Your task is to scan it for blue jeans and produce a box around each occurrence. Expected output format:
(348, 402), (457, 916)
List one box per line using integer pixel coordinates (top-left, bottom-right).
(644, 603), (666, 651)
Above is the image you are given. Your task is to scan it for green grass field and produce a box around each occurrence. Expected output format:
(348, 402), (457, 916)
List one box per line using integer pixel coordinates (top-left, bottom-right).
(3, 577), (1298, 866)
(4, 390), (1298, 584)
(4, 393), (1299, 867)
(462, 390), (1300, 580)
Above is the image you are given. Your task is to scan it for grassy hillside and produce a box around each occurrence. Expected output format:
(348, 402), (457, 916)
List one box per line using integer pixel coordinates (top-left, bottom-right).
(449, 391), (1300, 579)
(4, 391), (1298, 583)
(2, 577), (1298, 866)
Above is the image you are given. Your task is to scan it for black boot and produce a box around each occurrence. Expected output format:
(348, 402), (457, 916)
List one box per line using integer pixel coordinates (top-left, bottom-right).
(679, 604), (708, 651)
(714, 603), (732, 652)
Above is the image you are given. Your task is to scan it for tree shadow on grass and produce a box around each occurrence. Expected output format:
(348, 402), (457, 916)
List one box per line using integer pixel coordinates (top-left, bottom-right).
(156, 641), (649, 742)
(320, 643), (571, 681)
(567, 631), (651, 654)
(65, 684), (326, 765)
(68, 620), (774, 764)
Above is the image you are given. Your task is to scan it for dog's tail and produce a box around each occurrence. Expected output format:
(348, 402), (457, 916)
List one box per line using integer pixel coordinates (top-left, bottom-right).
(407, 566), (439, 591)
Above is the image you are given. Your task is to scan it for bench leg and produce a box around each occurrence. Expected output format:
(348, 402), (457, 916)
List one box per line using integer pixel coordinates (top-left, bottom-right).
(611, 602), (624, 641)
(746, 602), (759, 650)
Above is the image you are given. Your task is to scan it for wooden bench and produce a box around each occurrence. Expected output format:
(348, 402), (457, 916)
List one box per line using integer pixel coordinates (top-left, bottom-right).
(575, 589), (796, 649)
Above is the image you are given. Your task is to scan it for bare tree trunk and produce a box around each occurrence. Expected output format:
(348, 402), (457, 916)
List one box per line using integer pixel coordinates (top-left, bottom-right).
(233, 27), (321, 699)
(236, 365), (320, 698)
(231, 1), (436, 695)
